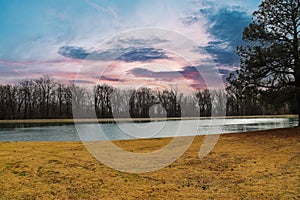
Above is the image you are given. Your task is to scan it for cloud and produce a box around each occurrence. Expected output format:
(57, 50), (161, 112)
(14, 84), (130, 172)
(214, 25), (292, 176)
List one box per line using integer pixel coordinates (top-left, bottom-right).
(0, 66), (23, 80)
(95, 75), (126, 82)
(129, 66), (207, 90)
(199, 43), (239, 66)
(0, 0), (261, 88)
(70, 79), (95, 84)
(117, 48), (168, 62)
(85, 0), (118, 19)
(203, 7), (251, 66)
(129, 68), (179, 80)
(108, 37), (169, 46)
(185, 3), (251, 67)
(129, 66), (203, 81)
(58, 46), (168, 62)
(180, 66), (203, 80)
(58, 46), (89, 59)
(205, 7), (250, 43)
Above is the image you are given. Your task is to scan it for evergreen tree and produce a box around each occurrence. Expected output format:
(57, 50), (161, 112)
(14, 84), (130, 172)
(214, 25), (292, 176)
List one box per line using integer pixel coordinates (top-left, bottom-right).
(228, 0), (300, 125)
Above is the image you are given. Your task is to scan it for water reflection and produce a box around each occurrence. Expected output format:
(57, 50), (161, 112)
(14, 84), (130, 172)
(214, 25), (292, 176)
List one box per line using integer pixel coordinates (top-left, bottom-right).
(0, 117), (298, 142)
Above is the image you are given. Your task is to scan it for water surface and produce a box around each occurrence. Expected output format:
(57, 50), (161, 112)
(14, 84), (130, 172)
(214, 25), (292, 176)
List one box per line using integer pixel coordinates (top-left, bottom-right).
(0, 117), (297, 142)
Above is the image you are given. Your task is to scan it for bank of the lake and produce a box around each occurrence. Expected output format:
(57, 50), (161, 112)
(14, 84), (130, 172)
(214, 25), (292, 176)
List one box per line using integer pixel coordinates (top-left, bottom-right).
(0, 127), (299, 199)
(0, 114), (298, 124)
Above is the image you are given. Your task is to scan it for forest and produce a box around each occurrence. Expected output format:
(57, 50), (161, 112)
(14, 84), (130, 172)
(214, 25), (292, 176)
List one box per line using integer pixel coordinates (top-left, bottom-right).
(0, 75), (295, 120)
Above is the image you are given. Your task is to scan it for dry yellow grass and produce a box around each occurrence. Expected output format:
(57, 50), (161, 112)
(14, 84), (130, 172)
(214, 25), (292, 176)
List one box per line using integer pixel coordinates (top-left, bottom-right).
(0, 127), (299, 199)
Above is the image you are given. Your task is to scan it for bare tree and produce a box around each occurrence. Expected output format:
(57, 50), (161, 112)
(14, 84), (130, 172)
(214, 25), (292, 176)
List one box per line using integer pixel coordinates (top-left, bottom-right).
(129, 87), (155, 118)
(195, 89), (212, 117)
(94, 84), (113, 118)
(157, 88), (182, 117)
(35, 75), (56, 118)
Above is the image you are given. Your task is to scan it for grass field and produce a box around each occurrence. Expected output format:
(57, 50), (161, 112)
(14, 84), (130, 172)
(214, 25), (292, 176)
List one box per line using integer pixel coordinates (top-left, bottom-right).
(0, 127), (299, 199)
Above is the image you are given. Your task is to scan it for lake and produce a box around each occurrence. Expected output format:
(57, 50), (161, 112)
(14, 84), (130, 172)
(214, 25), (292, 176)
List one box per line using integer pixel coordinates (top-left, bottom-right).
(0, 117), (297, 142)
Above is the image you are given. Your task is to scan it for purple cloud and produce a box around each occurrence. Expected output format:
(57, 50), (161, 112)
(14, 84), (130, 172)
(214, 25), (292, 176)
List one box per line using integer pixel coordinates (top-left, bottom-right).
(129, 66), (207, 90)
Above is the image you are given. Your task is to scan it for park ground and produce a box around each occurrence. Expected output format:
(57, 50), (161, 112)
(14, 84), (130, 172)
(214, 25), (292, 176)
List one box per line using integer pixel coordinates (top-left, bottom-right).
(0, 127), (299, 199)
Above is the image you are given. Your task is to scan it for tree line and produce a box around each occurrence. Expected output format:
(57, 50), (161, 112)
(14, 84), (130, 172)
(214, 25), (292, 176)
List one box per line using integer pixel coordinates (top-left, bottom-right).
(0, 75), (294, 120)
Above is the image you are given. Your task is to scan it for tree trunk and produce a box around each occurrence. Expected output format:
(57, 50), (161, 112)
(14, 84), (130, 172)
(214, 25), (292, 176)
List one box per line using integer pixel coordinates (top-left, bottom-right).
(295, 67), (300, 127)
(291, 6), (300, 126)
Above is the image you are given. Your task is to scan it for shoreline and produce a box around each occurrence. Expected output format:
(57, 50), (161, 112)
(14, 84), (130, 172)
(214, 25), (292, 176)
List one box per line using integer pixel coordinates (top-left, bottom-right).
(0, 114), (297, 124)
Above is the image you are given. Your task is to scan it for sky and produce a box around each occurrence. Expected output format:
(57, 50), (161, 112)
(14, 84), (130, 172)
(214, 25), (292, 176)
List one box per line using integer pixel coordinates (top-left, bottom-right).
(0, 0), (262, 93)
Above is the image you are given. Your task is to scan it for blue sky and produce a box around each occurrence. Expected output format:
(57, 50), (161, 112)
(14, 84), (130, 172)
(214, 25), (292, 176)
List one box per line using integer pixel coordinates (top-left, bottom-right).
(0, 0), (262, 92)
